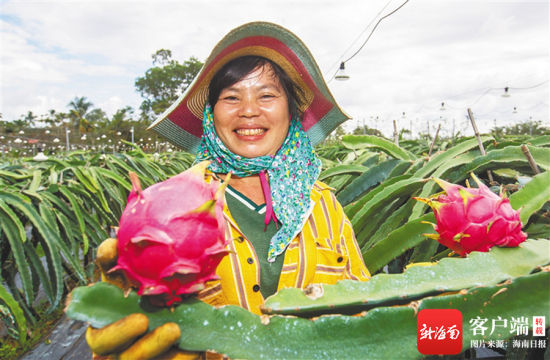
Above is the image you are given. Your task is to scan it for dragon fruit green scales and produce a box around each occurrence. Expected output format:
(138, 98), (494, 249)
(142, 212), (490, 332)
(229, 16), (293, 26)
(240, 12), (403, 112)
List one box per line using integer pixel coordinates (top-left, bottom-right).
(112, 161), (230, 306)
(415, 174), (526, 256)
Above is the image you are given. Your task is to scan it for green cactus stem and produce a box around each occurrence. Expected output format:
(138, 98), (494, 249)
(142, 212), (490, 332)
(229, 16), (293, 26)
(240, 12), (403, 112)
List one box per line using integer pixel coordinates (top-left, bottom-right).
(263, 239), (550, 316)
(66, 269), (549, 359)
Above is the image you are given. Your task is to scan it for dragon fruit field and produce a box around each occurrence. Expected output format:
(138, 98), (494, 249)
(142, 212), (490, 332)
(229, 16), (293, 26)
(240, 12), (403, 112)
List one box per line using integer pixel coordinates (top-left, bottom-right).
(1, 133), (550, 359)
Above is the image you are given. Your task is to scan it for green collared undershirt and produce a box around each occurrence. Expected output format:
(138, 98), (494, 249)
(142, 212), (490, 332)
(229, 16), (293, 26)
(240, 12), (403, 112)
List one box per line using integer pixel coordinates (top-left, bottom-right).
(225, 185), (285, 299)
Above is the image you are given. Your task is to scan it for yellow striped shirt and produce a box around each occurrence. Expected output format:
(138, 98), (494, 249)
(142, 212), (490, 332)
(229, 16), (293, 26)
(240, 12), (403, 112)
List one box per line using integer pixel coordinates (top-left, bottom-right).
(198, 171), (371, 315)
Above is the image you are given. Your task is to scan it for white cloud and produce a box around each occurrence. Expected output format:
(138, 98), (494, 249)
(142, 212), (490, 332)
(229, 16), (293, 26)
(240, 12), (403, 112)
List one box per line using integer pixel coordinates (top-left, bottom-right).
(99, 96), (126, 116)
(0, 0), (547, 138)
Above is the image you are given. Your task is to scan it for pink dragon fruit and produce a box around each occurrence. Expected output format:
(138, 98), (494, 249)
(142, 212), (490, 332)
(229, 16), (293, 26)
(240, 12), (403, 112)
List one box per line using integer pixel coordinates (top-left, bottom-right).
(112, 161), (229, 306)
(415, 174), (527, 256)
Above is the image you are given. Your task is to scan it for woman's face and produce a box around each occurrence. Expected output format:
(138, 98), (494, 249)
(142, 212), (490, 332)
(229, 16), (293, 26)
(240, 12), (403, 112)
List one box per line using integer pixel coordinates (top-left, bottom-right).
(213, 64), (290, 158)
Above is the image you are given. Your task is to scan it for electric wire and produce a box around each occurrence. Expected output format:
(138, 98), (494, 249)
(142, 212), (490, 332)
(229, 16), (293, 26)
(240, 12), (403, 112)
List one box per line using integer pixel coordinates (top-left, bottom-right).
(342, 0), (410, 64)
(328, 0), (411, 82)
(324, 0), (394, 80)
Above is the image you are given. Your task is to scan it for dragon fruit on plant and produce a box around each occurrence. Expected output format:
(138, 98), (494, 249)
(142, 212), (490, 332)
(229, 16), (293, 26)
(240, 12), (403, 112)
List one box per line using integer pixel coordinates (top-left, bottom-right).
(112, 161), (230, 306)
(415, 174), (526, 256)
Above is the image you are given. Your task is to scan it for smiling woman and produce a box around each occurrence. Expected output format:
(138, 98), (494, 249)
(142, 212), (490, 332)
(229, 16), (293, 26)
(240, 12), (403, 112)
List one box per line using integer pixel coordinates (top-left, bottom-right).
(210, 57), (293, 159)
(86, 21), (371, 359)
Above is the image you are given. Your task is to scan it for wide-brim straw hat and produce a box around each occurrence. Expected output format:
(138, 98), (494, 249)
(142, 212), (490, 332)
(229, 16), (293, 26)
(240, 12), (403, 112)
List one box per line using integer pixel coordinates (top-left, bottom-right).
(148, 21), (350, 154)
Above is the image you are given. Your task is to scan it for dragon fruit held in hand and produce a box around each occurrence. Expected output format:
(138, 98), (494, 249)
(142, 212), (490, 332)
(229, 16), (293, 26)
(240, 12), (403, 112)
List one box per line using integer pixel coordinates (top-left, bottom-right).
(112, 161), (230, 306)
(415, 174), (527, 256)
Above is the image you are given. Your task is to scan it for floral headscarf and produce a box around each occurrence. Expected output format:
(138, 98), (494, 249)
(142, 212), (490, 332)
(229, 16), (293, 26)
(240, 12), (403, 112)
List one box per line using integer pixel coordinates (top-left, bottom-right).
(195, 104), (321, 262)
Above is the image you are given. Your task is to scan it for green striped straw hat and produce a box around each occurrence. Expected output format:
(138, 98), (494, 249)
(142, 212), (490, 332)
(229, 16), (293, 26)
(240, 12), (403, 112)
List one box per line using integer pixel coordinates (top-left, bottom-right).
(148, 21), (350, 153)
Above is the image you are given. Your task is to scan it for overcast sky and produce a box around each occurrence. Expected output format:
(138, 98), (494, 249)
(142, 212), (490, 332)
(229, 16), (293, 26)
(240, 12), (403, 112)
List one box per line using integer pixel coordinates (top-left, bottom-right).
(1, 0), (548, 138)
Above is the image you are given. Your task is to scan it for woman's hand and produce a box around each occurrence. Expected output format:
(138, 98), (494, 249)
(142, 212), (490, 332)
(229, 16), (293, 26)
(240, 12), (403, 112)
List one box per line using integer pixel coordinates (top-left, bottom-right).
(95, 237), (135, 290)
(87, 238), (203, 360)
(86, 314), (196, 360)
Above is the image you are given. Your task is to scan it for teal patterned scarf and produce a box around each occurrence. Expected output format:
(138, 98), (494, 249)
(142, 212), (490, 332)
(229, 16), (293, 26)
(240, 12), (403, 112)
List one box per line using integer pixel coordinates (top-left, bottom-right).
(196, 104), (321, 262)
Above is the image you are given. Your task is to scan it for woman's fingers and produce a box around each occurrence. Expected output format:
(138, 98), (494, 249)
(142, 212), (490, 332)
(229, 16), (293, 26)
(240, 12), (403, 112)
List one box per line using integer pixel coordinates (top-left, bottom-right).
(119, 322), (181, 360)
(86, 313), (149, 355)
(96, 237), (118, 273)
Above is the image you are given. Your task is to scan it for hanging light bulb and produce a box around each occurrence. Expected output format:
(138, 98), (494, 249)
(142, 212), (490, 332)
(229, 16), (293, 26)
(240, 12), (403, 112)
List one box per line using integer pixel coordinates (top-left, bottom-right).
(502, 87), (510, 97)
(335, 62), (350, 81)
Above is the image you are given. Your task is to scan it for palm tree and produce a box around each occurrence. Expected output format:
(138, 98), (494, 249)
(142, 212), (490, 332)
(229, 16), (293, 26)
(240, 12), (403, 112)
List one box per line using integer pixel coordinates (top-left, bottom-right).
(67, 97), (93, 134)
(109, 107), (133, 133)
(42, 109), (59, 128)
(12, 119), (27, 133)
(85, 108), (107, 136)
(22, 111), (37, 127)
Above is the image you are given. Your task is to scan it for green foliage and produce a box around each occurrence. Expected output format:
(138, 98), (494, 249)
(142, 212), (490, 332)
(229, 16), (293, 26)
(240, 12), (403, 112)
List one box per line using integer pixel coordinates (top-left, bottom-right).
(135, 49), (203, 120)
(0, 283), (27, 345)
(509, 171), (550, 224)
(351, 125), (384, 137)
(492, 119), (549, 138)
(341, 135), (417, 161)
(0, 149), (194, 342)
(66, 242), (550, 359)
(263, 239), (550, 316)
(2, 131), (550, 354)
(336, 159), (407, 206)
(318, 133), (550, 274)
(0, 306), (64, 360)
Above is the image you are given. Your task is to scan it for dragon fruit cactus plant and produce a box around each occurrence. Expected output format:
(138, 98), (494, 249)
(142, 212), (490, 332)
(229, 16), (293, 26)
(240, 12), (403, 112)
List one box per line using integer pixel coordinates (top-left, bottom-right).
(415, 174), (526, 256)
(112, 161), (230, 306)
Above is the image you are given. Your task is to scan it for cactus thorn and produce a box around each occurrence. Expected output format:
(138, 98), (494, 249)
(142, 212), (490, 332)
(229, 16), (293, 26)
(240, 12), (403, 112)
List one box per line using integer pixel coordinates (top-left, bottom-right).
(260, 315), (270, 325)
(408, 301), (420, 316)
(123, 287), (133, 298)
(304, 284), (324, 300)
(491, 288), (508, 299)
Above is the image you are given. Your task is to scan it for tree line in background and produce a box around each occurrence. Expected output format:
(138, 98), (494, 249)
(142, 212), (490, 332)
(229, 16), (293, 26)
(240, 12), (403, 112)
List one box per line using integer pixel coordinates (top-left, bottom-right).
(0, 50), (202, 151)
(1, 48), (548, 153)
